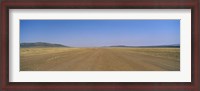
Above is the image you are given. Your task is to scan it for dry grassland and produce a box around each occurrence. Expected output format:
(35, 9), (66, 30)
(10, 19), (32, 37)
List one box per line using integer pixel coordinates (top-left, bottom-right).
(20, 47), (180, 71)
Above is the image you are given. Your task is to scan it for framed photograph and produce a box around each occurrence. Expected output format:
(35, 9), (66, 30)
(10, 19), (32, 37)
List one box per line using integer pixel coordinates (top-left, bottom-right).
(1, 0), (199, 91)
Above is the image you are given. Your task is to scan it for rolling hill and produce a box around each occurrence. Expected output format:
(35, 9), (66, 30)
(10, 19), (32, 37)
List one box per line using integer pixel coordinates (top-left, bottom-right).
(20, 42), (69, 48)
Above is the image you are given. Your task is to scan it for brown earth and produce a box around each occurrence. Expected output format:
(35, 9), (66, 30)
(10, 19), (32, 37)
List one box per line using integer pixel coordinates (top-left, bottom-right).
(20, 48), (180, 71)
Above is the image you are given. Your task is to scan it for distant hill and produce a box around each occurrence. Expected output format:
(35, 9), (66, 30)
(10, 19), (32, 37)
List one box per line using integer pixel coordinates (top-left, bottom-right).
(108, 44), (180, 48)
(20, 42), (69, 48)
(109, 45), (129, 47)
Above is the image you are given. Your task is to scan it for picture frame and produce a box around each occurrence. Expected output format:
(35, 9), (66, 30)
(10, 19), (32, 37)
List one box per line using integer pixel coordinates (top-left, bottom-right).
(0, 0), (199, 91)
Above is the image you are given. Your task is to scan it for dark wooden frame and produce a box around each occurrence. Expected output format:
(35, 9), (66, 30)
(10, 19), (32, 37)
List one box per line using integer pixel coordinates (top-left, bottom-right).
(0, 0), (199, 91)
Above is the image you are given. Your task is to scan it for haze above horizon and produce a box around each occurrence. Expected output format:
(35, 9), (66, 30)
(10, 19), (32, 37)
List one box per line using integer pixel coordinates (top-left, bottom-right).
(20, 20), (180, 47)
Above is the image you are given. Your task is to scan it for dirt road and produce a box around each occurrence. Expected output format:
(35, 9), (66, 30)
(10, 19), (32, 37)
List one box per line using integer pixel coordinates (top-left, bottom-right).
(20, 48), (180, 71)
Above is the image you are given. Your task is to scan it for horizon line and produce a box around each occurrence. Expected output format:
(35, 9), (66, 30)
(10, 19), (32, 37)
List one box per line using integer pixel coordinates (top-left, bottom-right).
(20, 42), (180, 47)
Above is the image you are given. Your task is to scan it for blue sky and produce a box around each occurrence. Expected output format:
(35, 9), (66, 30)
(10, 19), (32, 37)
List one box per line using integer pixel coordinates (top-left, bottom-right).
(20, 20), (180, 47)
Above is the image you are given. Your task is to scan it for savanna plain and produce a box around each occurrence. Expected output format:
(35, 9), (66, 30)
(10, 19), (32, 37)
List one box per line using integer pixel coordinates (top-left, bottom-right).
(20, 47), (180, 71)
